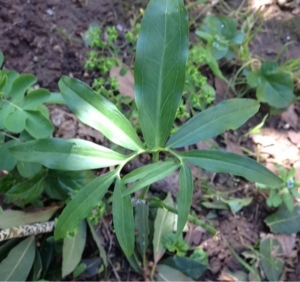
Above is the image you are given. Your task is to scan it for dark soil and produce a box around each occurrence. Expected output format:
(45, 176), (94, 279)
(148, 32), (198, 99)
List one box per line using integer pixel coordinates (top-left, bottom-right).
(1, 0), (300, 281)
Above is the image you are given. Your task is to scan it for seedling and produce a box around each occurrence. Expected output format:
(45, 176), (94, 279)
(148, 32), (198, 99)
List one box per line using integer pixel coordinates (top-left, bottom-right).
(8, 0), (283, 279)
(257, 164), (300, 212)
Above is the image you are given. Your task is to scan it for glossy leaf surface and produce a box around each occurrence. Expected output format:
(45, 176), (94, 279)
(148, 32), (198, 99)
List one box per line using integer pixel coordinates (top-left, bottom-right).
(59, 76), (143, 151)
(55, 171), (116, 239)
(180, 150), (283, 187)
(167, 99), (259, 148)
(134, 0), (188, 149)
(10, 138), (128, 171)
(177, 163), (193, 238)
(113, 179), (135, 257)
(62, 220), (87, 277)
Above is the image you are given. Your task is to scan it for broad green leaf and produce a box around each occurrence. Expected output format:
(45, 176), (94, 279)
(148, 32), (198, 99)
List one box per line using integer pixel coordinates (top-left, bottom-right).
(153, 193), (175, 263)
(135, 204), (149, 256)
(113, 179), (135, 257)
(9, 74), (36, 103)
(1, 70), (19, 97)
(247, 61), (294, 108)
(17, 161), (42, 178)
(265, 204), (300, 234)
(0, 140), (18, 171)
(122, 161), (177, 184)
(161, 256), (207, 279)
(0, 51), (3, 68)
(55, 171), (116, 239)
(0, 236), (35, 281)
(10, 138), (128, 171)
(0, 101), (14, 129)
(0, 205), (60, 229)
(155, 264), (193, 281)
(122, 162), (179, 196)
(167, 99), (259, 148)
(4, 109), (27, 133)
(45, 170), (94, 200)
(25, 111), (54, 139)
(260, 236), (284, 281)
(87, 221), (108, 268)
(134, 0), (189, 149)
(179, 150), (283, 187)
(59, 76), (143, 151)
(62, 220), (87, 277)
(6, 170), (45, 205)
(176, 163), (193, 238)
(23, 88), (50, 110)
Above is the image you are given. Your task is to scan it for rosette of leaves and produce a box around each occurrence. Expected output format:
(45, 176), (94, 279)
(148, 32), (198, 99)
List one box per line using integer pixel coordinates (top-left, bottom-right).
(246, 60), (295, 108)
(9, 0), (284, 278)
(0, 51), (54, 178)
(196, 15), (244, 60)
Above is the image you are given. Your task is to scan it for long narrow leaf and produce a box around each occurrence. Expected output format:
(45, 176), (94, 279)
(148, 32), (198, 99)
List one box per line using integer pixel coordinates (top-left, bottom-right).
(134, 0), (188, 149)
(55, 171), (116, 239)
(10, 138), (128, 171)
(122, 162), (180, 196)
(180, 150), (283, 187)
(113, 179), (135, 257)
(62, 220), (87, 277)
(176, 163), (193, 238)
(59, 76), (143, 151)
(0, 236), (35, 281)
(122, 161), (176, 184)
(167, 99), (259, 148)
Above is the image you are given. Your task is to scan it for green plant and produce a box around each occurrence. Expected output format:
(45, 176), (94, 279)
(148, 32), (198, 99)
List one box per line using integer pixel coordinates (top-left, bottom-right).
(258, 164), (300, 212)
(245, 60), (295, 109)
(0, 51), (55, 205)
(196, 15), (244, 60)
(8, 0), (284, 279)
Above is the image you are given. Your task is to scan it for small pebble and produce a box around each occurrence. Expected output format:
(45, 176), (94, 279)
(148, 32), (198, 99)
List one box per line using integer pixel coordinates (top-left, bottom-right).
(46, 9), (53, 16)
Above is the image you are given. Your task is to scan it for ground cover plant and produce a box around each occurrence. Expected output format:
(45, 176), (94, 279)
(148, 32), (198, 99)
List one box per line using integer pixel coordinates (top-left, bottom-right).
(1, 0), (300, 281)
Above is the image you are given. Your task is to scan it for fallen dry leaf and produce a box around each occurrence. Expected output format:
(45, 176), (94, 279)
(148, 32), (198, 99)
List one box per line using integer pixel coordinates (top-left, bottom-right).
(288, 130), (300, 148)
(281, 104), (298, 129)
(274, 234), (296, 257)
(110, 65), (134, 99)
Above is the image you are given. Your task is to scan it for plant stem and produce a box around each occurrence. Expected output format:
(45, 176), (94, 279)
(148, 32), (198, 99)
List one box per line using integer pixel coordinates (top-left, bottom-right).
(222, 235), (261, 281)
(139, 151), (160, 199)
